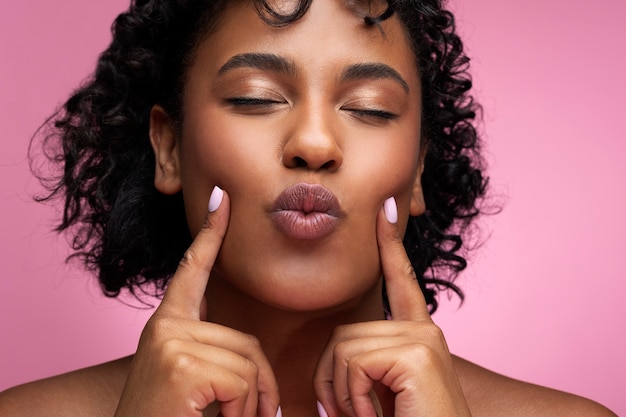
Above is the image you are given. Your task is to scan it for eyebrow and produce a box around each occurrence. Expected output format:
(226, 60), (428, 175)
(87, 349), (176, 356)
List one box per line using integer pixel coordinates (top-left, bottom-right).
(217, 53), (409, 93)
(218, 53), (296, 76)
(341, 63), (410, 93)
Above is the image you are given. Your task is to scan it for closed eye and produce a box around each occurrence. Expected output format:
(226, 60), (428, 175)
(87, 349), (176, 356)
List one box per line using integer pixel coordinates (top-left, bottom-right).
(226, 97), (284, 106)
(225, 96), (288, 116)
(344, 108), (398, 121)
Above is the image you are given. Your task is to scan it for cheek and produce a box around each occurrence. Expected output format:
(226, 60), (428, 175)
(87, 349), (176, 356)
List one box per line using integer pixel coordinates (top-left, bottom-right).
(179, 111), (273, 233)
(346, 135), (420, 214)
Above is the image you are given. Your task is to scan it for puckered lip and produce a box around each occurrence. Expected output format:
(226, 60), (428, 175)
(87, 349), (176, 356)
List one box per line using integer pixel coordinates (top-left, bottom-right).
(272, 182), (341, 215)
(271, 182), (342, 240)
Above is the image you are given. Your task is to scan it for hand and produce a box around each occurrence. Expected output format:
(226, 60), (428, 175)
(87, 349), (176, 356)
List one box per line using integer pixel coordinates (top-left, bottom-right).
(114, 187), (280, 417)
(313, 197), (472, 417)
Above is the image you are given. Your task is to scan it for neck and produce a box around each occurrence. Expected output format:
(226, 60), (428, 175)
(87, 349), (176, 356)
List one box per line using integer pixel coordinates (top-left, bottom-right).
(205, 276), (385, 416)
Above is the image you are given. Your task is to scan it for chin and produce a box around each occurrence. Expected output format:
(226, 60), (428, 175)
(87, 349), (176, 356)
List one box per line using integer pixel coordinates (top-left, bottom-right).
(248, 271), (383, 314)
(213, 227), (384, 313)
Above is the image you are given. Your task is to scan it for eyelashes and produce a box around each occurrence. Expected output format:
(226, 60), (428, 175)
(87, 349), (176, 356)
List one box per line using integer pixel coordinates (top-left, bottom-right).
(343, 108), (398, 121)
(226, 97), (284, 106)
(226, 96), (398, 122)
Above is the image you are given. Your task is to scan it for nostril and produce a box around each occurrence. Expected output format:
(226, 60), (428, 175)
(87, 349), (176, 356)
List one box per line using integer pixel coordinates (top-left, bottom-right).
(290, 157), (337, 170)
(320, 160), (335, 170)
(293, 156), (307, 168)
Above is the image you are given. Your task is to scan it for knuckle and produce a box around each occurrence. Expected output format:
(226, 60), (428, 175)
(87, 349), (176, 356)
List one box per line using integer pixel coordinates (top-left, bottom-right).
(160, 338), (185, 358)
(333, 342), (346, 361)
(178, 245), (214, 274)
(345, 355), (362, 376)
(244, 334), (262, 351)
(202, 216), (217, 230)
(400, 260), (417, 279)
(388, 229), (404, 244)
(330, 323), (353, 340)
(235, 378), (251, 397)
(382, 220), (403, 244)
(201, 213), (228, 241)
(171, 351), (193, 370)
(407, 343), (440, 368)
(154, 316), (178, 335)
(241, 357), (260, 380)
(202, 212), (220, 231)
(165, 351), (196, 377)
(179, 248), (199, 270)
(337, 394), (356, 417)
(415, 322), (448, 350)
(422, 322), (444, 340)
(332, 340), (351, 363)
(143, 316), (176, 340)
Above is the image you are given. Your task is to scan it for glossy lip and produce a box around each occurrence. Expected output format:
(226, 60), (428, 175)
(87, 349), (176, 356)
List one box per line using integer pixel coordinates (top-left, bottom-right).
(271, 183), (342, 240)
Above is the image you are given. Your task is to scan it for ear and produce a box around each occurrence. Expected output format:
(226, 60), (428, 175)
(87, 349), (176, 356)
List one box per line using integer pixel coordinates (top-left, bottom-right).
(409, 144), (427, 216)
(149, 105), (182, 195)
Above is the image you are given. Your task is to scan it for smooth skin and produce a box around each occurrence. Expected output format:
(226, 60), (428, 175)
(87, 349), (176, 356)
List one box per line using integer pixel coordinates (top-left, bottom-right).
(314, 197), (472, 417)
(0, 190), (615, 417)
(114, 190), (473, 417)
(0, 0), (617, 415)
(114, 190), (281, 417)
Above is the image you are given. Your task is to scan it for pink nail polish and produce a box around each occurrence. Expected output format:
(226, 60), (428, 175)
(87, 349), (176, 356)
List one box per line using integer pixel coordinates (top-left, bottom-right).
(276, 406), (283, 417)
(384, 196), (398, 224)
(208, 186), (224, 212)
(317, 401), (329, 417)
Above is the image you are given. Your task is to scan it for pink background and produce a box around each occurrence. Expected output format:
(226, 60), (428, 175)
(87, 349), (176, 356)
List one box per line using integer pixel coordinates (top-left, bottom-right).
(1, 0), (624, 414)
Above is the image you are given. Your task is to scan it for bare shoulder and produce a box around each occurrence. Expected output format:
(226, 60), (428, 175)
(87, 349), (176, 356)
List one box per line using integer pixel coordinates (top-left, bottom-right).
(0, 356), (132, 417)
(453, 356), (617, 417)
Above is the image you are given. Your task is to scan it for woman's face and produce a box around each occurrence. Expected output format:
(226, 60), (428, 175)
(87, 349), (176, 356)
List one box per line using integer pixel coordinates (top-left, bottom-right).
(151, 0), (424, 312)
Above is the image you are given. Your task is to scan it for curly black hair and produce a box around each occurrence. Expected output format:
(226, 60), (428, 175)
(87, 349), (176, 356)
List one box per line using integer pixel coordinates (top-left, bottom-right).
(32, 0), (488, 313)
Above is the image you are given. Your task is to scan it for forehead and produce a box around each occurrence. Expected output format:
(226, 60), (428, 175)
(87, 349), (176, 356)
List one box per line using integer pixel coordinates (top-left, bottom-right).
(187, 0), (420, 90)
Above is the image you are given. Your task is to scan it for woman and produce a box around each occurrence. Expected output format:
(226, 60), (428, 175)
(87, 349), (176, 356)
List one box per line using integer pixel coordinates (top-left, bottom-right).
(0, 0), (617, 415)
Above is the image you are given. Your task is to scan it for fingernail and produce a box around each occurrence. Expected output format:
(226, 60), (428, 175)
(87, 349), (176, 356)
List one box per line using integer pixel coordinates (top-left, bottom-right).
(317, 401), (329, 417)
(384, 197), (398, 224)
(208, 186), (224, 212)
(276, 406), (283, 417)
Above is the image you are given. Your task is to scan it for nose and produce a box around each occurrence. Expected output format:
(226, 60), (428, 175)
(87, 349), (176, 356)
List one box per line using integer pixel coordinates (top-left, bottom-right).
(281, 106), (343, 172)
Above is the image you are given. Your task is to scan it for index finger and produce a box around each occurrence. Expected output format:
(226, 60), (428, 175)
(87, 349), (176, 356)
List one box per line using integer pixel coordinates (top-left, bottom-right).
(376, 196), (430, 321)
(158, 186), (230, 319)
